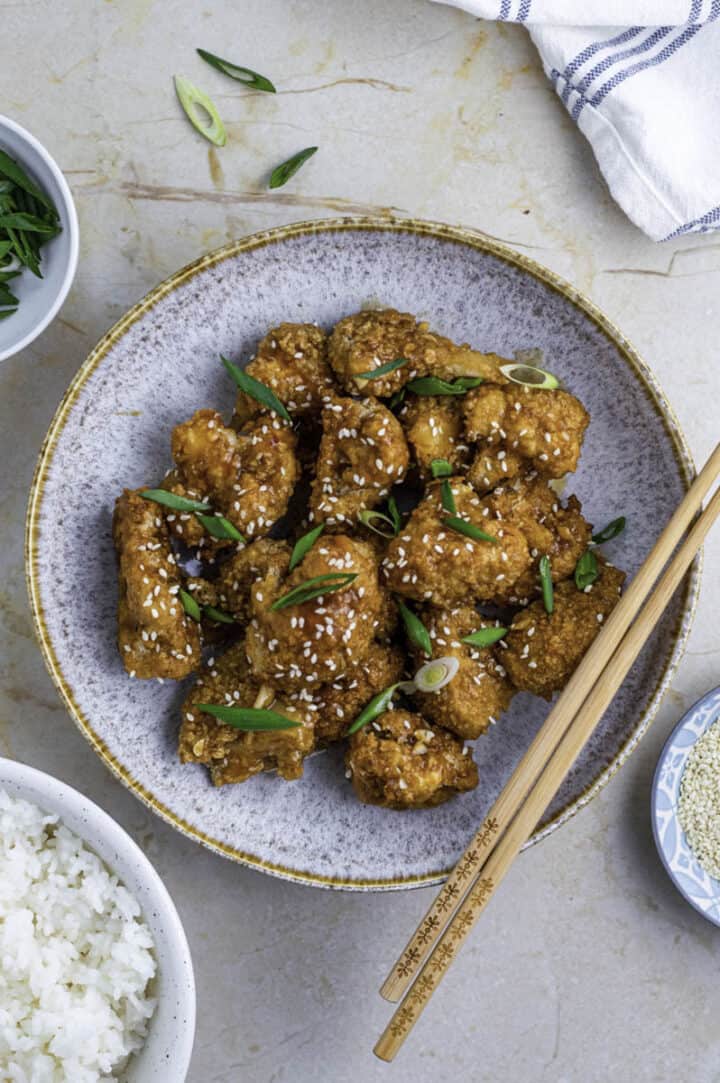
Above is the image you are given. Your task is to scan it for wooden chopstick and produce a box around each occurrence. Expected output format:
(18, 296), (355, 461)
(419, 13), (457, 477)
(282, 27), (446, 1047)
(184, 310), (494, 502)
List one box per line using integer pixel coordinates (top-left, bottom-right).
(374, 475), (720, 1061)
(380, 442), (720, 1008)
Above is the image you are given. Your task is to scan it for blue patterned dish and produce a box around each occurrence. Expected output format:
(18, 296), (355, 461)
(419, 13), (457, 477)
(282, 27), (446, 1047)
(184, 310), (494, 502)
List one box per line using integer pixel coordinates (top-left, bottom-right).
(652, 687), (720, 926)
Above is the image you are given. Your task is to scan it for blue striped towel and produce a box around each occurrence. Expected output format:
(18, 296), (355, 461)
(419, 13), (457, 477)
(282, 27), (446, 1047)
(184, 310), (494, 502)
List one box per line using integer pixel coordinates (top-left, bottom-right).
(432, 0), (720, 240)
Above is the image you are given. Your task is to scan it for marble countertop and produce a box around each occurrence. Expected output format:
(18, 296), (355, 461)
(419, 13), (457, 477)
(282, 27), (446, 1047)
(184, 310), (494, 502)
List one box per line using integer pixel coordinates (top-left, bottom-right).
(2, 2), (719, 1080)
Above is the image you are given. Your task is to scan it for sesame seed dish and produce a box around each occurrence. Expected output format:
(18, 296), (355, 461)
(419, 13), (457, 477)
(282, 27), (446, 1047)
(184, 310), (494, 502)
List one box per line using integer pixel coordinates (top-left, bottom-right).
(113, 307), (628, 811)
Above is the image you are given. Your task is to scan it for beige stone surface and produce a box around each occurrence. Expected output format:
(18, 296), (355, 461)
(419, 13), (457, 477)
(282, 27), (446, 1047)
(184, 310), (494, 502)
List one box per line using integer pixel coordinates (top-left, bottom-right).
(1, 2), (719, 1080)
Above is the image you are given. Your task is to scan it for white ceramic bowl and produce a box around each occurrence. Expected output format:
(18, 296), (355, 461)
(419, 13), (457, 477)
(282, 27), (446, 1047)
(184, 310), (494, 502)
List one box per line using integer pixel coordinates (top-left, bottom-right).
(0, 115), (79, 362)
(0, 758), (196, 1081)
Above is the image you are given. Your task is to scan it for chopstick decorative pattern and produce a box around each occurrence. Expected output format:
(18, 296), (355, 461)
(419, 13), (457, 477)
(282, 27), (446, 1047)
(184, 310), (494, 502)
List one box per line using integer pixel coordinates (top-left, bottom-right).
(375, 442), (720, 1061)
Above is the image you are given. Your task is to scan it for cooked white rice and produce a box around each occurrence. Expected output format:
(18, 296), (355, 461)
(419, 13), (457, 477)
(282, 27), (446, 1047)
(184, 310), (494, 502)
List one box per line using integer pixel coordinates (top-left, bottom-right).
(0, 788), (157, 1082)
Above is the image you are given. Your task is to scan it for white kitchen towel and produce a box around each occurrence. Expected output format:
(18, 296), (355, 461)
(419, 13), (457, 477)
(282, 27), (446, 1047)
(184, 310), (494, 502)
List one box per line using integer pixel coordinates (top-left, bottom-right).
(432, 0), (720, 240)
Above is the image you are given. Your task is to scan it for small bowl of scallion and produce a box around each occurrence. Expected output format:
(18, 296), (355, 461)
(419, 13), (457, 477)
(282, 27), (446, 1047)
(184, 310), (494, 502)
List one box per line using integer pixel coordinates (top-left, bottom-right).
(0, 115), (79, 362)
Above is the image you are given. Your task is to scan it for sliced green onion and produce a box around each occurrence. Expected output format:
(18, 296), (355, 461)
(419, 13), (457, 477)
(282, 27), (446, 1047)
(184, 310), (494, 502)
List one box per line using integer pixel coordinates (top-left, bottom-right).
(574, 550), (599, 591)
(270, 572), (357, 611)
(406, 376), (483, 397)
(388, 387), (406, 410)
(445, 516), (497, 544)
(413, 656), (459, 693)
(430, 458), (452, 478)
(196, 48), (276, 92)
(387, 496), (401, 534)
(196, 704), (300, 730)
(289, 524), (325, 571)
(0, 148), (55, 211)
(173, 75), (227, 146)
(356, 357), (408, 380)
(140, 489), (211, 513)
(347, 683), (399, 735)
(203, 605), (235, 624)
(0, 212), (56, 234)
(358, 508), (397, 538)
(179, 589), (202, 622)
(592, 516), (626, 544)
(398, 600), (432, 656)
(268, 146), (318, 190)
(441, 479), (456, 514)
(221, 355), (291, 422)
(0, 308), (17, 321)
(461, 626), (508, 648)
(539, 555), (554, 614)
(195, 513), (245, 542)
(499, 363), (559, 390)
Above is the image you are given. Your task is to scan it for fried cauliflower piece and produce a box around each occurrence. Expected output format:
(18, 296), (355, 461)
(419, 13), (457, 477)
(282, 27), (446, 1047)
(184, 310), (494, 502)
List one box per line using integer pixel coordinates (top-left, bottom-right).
(328, 308), (507, 397)
(313, 641), (405, 746)
(309, 396), (409, 528)
(502, 559), (626, 699)
(382, 478), (531, 608)
(245, 535), (384, 688)
(464, 384), (589, 491)
(232, 323), (335, 426)
(112, 489), (201, 679)
(346, 708), (478, 809)
(408, 607), (514, 739)
(179, 640), (315, 785)
(159, 469), (220, 552)
(477, 473), (592, 604)
(214, 538), (291, 622)
(399, 396), (471, 479)
(171, 408), (300, 540)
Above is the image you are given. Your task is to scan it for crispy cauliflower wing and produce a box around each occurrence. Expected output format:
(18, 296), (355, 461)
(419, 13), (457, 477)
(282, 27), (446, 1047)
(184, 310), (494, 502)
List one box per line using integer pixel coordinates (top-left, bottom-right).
(502, 559), (626, 699)
(399, 395), (471, 480)
(112, 489), (201, 679)
(465, 384), (589, 491)
(382, 478), (531, 607)
(346, 708), (478, 809)
(313, 641), (406, 746)
(409, 607), (515, 739)
(214, 538), (291, 623)
(328, 308), (507, 397)
(232, 323), (335, 426)
(179, 640), (315, 785)
(171, 408), (300, 539)
(309, 396), (409, 528)
(245, 534), (384, 688)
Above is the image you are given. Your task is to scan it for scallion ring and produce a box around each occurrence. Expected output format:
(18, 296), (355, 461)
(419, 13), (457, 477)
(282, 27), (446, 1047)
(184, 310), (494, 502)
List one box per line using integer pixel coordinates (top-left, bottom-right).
(173, 75), (227, 146)
(413, 656), (459, 693)
(499, 363), (559, 390)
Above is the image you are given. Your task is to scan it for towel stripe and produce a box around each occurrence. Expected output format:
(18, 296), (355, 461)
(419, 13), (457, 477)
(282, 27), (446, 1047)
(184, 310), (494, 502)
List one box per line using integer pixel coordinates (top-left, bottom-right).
(586, 24), (704, 113)
(663, 205), (720, 240)
(569, 27), (674, 118)
(561, 28), (645, 97)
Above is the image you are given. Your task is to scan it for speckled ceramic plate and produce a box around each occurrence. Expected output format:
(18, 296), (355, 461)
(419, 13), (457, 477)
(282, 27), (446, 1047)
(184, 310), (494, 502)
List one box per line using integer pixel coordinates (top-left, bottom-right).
(652, 688), (720, 926)
(26, 218), (699, 891)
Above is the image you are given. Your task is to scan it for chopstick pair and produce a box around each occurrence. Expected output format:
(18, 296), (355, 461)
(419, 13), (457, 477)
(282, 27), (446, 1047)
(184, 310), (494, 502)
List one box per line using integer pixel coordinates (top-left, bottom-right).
(374, 442), (720, 1062)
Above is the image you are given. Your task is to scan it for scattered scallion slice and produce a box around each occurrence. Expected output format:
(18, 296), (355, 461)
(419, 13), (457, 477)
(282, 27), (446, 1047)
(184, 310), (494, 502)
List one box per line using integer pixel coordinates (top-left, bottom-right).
(268, 146), (318, 190)
(413, 656), (459, 693)
(179, 589), (202, 622)
(140, 489), (211, 513)
(203, 605), (236, 624)
(0, 148), (55, 211)
(388, 387), (406, 410)
(574, 550), (599, 591)
(358, 508), (397, 538)
(270, 572), (357, 611)
(347, 683), (400, 735)
(406, 375), (483, 396)
(539, 555), (554, 614)
(430, 458), (452, 478)
(196, 48), (276, 93)
(592, 516), (626, 544)
(221, 355), (291, 422)
(499, 363), (559, 390)
(289, 524), (325, 571)
(445, 516), (497, 544)
(173, 75), (227, 146)
(441, 479), (456, 514)
(397, 600), (432, 656)
(387, 496), (401, 534)
(196, 704), (301, 730)
(195, 513), (245, 542)
(356, 357), (408, 380)
(461, 626), (508, 648)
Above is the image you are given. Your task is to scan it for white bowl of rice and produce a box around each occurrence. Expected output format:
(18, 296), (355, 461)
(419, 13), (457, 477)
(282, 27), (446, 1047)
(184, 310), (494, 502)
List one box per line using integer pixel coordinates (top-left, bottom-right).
(0, 758), (196, 1082)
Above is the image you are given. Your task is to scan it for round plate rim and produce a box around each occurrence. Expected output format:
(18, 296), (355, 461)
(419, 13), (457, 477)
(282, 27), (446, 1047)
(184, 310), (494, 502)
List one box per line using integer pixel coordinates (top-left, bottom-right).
(25, 215), (701, 891)
(651, 686), (720, 926)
